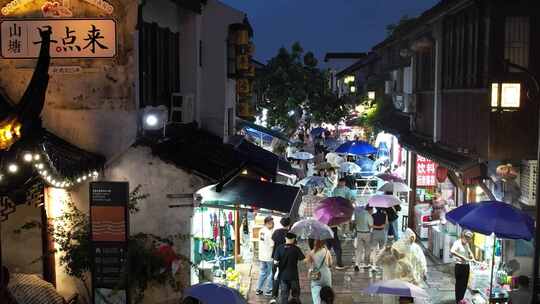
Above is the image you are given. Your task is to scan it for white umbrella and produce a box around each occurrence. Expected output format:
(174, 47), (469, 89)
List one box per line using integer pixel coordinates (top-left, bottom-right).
(291, 151), (314, 160)
(364, 279), (429, 298)
(325, 152), (340, 162)
(290, 218), (334, 240)
(378, 181), (411, 193)
(367, 194), (401, 208)
(339, 162), (362, 174)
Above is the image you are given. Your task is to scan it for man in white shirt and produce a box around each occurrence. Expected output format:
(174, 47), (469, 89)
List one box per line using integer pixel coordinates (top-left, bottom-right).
(256, 216), (275, 296)
(450, 229), (475, 303)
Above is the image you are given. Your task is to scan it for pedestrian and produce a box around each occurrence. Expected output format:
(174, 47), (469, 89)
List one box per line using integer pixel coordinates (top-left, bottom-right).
(383, 191), (400, 241)
(307, 240), (332, 304)
(450, 229), (475, 304)
(319, 286), (335, 304)
(256, 216), (275, 297)
(509, 275), (531, 303)
(273, 233), (306, 304)
(270, 217), (292, 303)
(371, 207), (388, 270)
(287, 299), (302, 304)
(354, 205), (373, 271)
(392, 228), (427, 285)
(332, 177), (355, 202)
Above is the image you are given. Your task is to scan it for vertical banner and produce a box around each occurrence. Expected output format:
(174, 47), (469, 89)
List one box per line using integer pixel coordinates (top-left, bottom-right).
(90, 182), (129, 304)
(416, 156), (438, 187)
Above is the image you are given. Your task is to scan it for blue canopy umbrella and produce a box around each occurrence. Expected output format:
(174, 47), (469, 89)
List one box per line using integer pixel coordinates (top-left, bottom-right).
(355, 157), (375, 177)
(323, 138), (341, 151)
(446, 201), (534, 240)
(310, 127), (326, 137)
(335, 140), (377, 156)
(446, 201), (534, 301)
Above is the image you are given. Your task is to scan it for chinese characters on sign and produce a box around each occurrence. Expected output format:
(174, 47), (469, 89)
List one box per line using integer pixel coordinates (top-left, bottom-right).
(1, 19), (116, 58)
(416, 155), (438, 187)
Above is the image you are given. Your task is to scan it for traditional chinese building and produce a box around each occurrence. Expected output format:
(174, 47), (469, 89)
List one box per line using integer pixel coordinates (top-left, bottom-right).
(0, 0), (266, 303)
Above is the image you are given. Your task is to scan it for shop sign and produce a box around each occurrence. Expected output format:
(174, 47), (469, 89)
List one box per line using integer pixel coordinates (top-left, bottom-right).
(1, 19), (116, 58)
(90, 182), (129, 303)
(416, 155), (438, 187)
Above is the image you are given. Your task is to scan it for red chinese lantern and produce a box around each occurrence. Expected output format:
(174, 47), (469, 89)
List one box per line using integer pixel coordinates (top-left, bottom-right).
(436, 166), (448, 183)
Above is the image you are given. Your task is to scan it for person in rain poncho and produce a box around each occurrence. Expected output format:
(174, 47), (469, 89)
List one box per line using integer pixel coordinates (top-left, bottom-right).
(374, 245), (416, 304)
(392, 228), (427, 285)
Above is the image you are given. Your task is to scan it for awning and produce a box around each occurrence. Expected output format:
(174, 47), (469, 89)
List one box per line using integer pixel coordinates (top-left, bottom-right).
(228, 136), (295, 178)
(0, 128), (105, 201)
(373, 111), (411, 138)
(237, 119), (290, 142)
(399, 134), (479, 172)
(195, 176), (301, 214)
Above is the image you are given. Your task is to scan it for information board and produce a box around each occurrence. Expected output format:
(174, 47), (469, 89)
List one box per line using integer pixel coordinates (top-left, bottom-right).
(89, 182), (129, 304)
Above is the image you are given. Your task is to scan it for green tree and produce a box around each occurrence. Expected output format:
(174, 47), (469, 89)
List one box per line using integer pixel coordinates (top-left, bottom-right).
(255, 42), (350, 133)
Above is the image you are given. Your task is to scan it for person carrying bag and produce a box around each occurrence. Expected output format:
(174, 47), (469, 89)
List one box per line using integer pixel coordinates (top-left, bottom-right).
(308, 240), (332, 304)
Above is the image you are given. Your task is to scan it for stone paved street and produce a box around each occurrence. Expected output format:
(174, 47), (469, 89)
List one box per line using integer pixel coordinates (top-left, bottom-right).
(247, 238), (456, 304)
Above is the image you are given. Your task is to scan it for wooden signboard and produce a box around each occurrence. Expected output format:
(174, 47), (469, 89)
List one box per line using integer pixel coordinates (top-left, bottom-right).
(89, 182), (129, 304)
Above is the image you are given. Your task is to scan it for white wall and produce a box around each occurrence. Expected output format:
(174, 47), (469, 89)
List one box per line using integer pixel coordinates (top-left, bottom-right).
(199, 0), (244, 138)
(1, 204), (43, 275)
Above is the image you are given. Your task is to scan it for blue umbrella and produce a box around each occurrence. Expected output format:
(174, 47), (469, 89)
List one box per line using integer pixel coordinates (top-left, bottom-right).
(335, 140), (377, 156)
(446, 201), (534, 240)
(184, 282), (247, 304)
(446, 201), (534, 301)
(310, 127), (326, 136)
(355, 157), (375, 177)
(297, 176), (326, 189)
(323, 138), (341, 151)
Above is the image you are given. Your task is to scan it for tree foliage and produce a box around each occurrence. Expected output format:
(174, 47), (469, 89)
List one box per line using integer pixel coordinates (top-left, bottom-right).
(255, 42), (350, 132)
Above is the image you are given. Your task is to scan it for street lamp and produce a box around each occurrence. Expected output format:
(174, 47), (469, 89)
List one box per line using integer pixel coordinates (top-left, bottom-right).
(500, 60), (540, 304)
(368, 91), (376, 100)
(141, 105), (168, 135)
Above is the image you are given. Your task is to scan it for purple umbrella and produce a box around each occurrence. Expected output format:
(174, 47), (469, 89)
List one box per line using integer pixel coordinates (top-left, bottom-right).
(364, 280), (429, 298)
(314, 197), (354, 226)
(376, 173), (405, 183)
(367, 195), (401, 208)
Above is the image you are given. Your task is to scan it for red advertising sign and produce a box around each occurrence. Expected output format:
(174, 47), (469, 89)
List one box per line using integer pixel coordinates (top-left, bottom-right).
(416, 156), (438, 186)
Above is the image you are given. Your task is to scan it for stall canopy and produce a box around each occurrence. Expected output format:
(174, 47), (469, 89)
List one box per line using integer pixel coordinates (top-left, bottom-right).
(228, 135), (295, 178)
(237, 119), (290, 143)
(195, 176), (301, 213)
(150, 124), (295, 182)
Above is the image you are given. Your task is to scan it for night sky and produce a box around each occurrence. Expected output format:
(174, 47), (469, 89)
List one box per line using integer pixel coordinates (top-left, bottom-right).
(220, 0), (439, 65)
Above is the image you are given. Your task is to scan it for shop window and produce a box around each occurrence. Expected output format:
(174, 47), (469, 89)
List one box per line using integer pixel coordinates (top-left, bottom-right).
(139, 22), (180, 108)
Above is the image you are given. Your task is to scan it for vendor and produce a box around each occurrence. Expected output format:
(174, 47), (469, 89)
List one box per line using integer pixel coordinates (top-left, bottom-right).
(450, 230), (476, 303)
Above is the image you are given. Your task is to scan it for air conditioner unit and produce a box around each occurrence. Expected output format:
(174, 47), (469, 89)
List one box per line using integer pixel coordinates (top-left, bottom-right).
(170, 93), (195, 124)
(519, 160), (537, 206)
(384, 80), (395, 94)
(403, 94), (416, 113)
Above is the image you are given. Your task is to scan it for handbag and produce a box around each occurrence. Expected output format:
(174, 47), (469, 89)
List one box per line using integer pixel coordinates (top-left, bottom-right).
(310, 249), (327, 281)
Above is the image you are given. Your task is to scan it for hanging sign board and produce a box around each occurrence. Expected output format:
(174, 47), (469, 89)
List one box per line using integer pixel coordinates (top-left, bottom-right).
(416, 155), (438, 187)
(89, 182), (129, 304)
(1, 19), (116, 58)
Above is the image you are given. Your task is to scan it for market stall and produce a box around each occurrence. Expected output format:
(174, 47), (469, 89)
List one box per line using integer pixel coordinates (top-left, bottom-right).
(190, 176), (301, 297)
